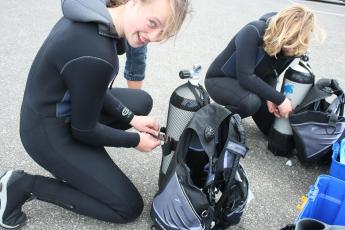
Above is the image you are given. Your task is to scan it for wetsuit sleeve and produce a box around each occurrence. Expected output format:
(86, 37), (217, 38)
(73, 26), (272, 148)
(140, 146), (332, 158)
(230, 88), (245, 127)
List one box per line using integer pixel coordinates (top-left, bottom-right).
(60, 56), (140, 148)
(235, 25), (285, 105)
(264, 74), (278, 88)
(102, 91), (134, 124)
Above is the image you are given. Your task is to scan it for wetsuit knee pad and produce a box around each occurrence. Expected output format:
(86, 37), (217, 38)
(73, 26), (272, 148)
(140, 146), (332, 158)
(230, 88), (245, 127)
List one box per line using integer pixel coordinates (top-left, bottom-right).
(116, 195), (144, 223)
(136, 90), (153, 115)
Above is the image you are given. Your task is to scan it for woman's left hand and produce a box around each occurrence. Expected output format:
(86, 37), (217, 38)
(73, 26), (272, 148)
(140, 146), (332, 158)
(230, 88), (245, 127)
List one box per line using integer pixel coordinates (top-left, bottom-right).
(130, 115), (160, 136)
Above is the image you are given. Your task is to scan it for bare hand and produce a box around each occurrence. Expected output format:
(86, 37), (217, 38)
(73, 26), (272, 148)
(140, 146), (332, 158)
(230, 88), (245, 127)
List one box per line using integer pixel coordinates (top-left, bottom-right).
(130, 115), (159, 136)
(135, 132), (161, 152)
(277, 98), (293, 118)
(267, 101), (280, 118)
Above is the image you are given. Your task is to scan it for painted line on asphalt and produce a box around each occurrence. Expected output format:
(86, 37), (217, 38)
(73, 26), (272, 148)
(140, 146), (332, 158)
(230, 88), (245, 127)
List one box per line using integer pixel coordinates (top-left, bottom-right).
(287, 0), (345, 17)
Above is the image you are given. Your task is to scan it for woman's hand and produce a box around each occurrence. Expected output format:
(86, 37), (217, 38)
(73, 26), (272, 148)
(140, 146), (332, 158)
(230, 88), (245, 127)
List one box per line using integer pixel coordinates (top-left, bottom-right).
(135, 132), (161, 152)
(277, 98), (293, 118)
(130, 115), (160, 136)
(267, 101), (280, 117)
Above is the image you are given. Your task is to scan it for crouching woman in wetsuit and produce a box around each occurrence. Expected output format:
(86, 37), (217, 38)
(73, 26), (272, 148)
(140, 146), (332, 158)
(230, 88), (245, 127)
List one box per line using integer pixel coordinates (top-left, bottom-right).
(205, 4), (320, 136)
(0, 0), (190, 228)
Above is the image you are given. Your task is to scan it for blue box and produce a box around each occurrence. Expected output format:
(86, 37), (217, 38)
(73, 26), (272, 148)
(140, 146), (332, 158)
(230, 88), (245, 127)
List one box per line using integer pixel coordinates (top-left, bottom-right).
(330, 141), (345, 181)
(298, 175), (345, 225)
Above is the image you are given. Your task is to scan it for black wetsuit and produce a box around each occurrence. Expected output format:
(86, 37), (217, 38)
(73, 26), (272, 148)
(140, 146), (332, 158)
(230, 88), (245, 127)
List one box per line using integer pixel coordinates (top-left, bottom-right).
(18, 12), (152, 224)
(205, 13), (294, 135)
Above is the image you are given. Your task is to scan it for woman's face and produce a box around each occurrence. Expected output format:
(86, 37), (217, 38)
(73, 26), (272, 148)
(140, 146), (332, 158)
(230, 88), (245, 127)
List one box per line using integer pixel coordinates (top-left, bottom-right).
(282, 46), (296, 57)
(123, 0), (172, 48)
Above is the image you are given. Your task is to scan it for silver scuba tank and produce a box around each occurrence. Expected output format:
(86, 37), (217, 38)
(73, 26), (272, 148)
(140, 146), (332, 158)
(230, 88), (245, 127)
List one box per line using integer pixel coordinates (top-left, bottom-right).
(158, 65), (210, 186)
(268, 56), (315, 157)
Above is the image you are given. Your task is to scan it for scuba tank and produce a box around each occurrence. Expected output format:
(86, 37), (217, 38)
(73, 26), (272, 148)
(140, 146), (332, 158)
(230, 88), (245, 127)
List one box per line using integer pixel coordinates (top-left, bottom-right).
(268, 55), (315, 157)
(158, 64), (210, 186)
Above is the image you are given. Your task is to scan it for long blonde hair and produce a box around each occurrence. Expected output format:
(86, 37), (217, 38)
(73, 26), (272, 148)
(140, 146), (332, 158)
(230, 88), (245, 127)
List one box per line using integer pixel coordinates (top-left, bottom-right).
(108, 0), (190, 40)
(263, 4), (318, 56)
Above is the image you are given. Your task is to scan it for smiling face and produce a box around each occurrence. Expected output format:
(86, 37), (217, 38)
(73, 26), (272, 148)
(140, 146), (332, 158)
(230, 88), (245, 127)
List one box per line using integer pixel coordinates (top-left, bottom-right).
(123, 0), (173, 47)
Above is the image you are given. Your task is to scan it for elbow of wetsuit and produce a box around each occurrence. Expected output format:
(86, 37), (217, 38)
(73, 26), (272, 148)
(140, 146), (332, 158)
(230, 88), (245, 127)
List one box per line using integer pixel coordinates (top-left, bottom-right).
(71, 123), (140, 148)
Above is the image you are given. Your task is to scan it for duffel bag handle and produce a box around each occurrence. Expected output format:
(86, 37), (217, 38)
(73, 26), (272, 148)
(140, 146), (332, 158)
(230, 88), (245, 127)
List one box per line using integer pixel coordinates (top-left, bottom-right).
(317, 78), (343, 96)
(326, 95), (345, 117)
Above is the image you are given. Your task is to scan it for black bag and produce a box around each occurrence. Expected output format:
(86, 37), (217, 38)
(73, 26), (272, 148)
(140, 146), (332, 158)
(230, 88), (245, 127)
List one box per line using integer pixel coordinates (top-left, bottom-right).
(289, 79), (345, 162)
(151, 103), (249, 230)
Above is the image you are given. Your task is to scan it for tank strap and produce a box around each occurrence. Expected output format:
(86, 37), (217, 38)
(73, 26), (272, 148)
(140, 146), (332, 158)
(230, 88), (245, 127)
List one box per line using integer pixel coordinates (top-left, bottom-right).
(186, 82), (210, 107)
(159, 126), (178, 150)
(298, 60), (315, 79)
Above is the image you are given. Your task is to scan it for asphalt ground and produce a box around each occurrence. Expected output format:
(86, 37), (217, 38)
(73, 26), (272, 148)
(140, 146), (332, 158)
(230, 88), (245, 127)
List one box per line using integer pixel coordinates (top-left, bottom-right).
(1, 0), (345, 229)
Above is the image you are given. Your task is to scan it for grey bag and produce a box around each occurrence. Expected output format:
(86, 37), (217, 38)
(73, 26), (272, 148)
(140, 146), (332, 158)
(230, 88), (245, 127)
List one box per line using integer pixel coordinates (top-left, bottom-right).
(289, 79), (345, 162)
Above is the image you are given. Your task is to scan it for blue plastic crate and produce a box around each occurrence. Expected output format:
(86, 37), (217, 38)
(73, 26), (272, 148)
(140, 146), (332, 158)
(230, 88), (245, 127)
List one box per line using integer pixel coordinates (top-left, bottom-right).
(298, 175), (345, 225)
(330, 140), (345, 181)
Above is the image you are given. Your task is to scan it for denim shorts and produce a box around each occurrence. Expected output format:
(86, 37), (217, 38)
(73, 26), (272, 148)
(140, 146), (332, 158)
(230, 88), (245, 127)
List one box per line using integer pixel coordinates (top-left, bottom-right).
(124, 42), (147, 81)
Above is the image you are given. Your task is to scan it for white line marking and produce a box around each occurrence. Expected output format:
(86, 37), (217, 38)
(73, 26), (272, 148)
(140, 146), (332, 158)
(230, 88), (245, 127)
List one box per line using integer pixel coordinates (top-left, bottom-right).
(286, 0), (345, 17)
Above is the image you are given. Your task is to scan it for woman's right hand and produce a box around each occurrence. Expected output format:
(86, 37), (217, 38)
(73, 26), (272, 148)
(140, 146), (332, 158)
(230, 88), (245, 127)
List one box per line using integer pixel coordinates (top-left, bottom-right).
(278, 98), (293, 118)
(267, 101), (280, 117)
(135, 132), (161, 152)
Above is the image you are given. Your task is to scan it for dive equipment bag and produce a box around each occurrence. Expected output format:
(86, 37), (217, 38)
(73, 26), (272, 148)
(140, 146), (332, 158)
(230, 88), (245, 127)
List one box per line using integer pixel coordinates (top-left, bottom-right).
(289, 79), (345, 162)
(151, 103), (249, 230)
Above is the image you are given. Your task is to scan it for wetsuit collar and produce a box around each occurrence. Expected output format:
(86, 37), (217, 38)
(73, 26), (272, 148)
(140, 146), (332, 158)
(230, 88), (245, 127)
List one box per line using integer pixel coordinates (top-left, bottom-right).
(61, 0), (120, 38)
(98, 23), (120, 39)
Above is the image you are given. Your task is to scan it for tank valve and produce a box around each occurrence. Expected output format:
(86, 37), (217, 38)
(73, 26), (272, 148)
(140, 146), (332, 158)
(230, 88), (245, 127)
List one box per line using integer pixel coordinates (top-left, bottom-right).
(179, 64), (202, 80)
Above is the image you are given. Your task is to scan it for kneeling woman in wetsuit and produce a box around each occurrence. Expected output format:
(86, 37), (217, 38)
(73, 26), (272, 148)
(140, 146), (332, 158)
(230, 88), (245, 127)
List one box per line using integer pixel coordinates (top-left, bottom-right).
(205, 4), (320, 136)
(0, 0), (189, 228)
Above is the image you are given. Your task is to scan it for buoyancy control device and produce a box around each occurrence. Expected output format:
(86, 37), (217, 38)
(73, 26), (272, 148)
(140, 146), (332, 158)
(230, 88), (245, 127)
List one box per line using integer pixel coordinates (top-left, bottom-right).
(159, 64), (210, 186)
(151, 103), (249, 230)
(268, 56), (315, 157)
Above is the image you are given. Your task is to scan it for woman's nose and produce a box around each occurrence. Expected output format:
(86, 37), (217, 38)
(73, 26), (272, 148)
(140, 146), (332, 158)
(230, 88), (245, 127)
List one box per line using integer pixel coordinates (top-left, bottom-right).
(147, 29), (163, 42)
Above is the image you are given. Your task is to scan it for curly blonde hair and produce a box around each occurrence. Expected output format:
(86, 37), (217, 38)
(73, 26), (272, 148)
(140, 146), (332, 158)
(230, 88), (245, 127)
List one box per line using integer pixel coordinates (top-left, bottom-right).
(263, 4), (318, 57)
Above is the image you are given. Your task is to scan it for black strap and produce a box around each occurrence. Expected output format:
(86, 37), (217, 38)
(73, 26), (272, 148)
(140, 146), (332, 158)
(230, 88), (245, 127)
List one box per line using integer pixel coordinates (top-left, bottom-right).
(298, 60), (315, 79)
(327, 95), (345, 117)
(340, 94), (345, 117)
(327, 113), (339, 135)
(214, 115), (248, 218)
(280, 224), (295, 230)
(159, 126), (178, 151)
(186, 82), (210, 107)
(199, 83), (211, 105)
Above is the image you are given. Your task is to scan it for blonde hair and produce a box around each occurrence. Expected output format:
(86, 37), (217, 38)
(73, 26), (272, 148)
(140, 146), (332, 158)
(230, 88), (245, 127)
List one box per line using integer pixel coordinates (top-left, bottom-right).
(263, 4), (319, 57)
(161, 0), (190, 40)
(108, 0), (190, 41)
